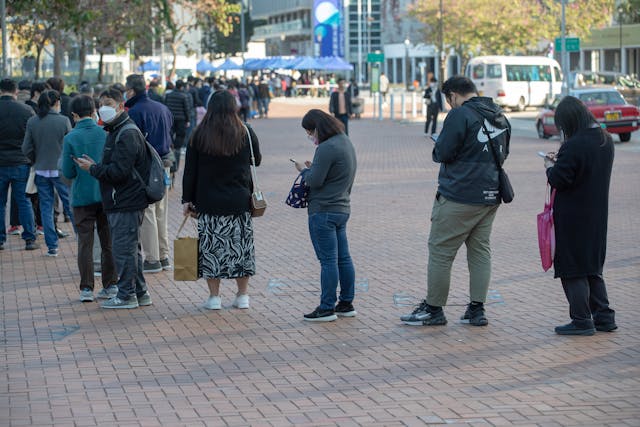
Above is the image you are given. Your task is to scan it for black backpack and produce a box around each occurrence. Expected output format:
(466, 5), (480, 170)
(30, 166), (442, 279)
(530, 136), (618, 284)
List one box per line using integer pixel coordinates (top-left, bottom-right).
(116, 123), (166, 204)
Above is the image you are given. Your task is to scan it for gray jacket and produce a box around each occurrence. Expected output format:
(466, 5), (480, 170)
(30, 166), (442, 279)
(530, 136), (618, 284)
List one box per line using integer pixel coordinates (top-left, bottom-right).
(302, 133), (357, 214)
(22, 112), (72, 171)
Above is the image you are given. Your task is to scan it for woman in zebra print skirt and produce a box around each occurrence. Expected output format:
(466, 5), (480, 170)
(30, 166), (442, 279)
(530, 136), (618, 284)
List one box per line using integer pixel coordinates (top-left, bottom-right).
(182, 90), (262, 310)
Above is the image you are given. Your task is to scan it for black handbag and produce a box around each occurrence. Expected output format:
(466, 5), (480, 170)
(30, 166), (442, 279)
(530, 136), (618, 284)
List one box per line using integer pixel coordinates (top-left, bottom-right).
(476, 112), (514, 204)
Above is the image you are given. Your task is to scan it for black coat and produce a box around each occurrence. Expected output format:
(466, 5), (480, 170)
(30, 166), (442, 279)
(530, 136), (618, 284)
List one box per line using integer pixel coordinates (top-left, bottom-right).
(329, 91), (352, 116)
(0, 96), (35, 167)
(546, 127), (614, 279)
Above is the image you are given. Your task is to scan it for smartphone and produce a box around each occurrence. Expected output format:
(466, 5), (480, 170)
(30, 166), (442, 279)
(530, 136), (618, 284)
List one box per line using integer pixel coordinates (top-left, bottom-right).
(430, 133), (439, 142)
(289, 158), (297, 163)
(537, 151), (547, 158)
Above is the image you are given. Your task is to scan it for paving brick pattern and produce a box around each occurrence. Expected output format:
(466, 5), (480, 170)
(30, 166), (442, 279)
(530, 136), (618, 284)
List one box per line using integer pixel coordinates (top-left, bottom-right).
(1, 99), (639, 426)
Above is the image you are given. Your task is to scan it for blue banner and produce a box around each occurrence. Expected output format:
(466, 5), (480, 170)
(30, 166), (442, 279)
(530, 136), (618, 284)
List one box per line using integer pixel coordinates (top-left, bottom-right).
(313, 0), (344, 58)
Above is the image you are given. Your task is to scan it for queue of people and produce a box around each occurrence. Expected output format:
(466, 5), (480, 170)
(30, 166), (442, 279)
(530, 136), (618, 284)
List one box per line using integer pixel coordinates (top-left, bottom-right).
(0, 72), (617, 335)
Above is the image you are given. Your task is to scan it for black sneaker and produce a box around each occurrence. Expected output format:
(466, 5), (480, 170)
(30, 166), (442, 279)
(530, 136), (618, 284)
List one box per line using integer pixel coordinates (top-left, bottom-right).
(335, 301), (357, 317)
(401, 300), (447, 326)
(0, 241), (4, 250)
(303, 307), (337, 322)
(25, 240), (39, 251)
(56, 228), (69, 238)
(555, 322), (595, 336)
(460, 303), (489, 326)
(594, 322), (618, 332)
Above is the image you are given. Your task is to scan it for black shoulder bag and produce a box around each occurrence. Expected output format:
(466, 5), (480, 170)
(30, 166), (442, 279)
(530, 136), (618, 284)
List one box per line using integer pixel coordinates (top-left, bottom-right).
(470, 108), (514, 204)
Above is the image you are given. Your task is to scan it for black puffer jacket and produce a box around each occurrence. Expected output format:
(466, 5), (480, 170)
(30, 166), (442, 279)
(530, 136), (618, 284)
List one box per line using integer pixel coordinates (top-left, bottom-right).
(433, 96), (511, 205)
(0, 96), (35, 166)
(89, 112), (149, 213)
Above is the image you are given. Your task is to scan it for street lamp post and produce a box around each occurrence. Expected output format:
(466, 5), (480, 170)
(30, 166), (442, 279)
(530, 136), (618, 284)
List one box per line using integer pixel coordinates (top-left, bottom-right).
(404, 37), (410, 90)
(438, 0), (444, 82)
(618, 5), (624, 73)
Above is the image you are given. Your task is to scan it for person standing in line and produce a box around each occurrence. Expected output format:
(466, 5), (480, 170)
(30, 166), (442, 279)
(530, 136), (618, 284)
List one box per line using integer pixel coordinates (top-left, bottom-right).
(257, 78), (270, 118)
(400, 76), (511, 327)
(0, 78), (38, 252)
(293, 109), (357, 322)
(22, 90), (74, 257)
(182, 90), (261, 310)
(74, 88), (152, 309)
(164, 80), (191, 174)
(124, 74), (174, 274)
(423, 77), (443, 136)
(329, 78), (353, 135)
(61, 95), (118, 302)
(379, 72), (389, 103)
(147, 80), (164, 103)
(543, 96), (616, 336)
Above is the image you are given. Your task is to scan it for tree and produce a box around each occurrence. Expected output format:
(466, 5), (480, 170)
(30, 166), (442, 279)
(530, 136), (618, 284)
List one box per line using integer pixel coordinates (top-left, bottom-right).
(618, 0), (640, 24)
(211, 0), (255, 57)
(410, 0), (616, 75)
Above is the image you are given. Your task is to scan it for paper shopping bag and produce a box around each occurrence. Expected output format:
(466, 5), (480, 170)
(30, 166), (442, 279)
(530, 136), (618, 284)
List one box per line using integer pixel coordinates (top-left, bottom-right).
(174, 216), (199, 281)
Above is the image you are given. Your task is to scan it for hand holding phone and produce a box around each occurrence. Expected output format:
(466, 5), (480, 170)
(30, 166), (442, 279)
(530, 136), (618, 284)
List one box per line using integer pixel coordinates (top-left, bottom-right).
(537, 151), (547, 158)
(289, 158), (296, 163)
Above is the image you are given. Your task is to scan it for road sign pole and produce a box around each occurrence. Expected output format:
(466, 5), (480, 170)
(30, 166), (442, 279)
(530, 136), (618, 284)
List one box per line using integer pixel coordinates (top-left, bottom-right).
(561, 0), (568, 96)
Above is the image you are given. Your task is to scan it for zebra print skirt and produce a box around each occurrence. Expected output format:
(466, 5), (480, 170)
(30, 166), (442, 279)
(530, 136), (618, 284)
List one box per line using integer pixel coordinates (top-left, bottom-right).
(198, 212), (255, 279)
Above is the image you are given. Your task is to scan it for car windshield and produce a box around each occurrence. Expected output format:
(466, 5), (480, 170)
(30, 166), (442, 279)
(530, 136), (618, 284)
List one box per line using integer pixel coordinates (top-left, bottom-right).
(577, 91), (626, 106)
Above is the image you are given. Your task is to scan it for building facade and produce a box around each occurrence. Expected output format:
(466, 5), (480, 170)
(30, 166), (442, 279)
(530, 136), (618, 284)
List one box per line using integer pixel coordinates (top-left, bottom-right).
(250, 0), (314, 56)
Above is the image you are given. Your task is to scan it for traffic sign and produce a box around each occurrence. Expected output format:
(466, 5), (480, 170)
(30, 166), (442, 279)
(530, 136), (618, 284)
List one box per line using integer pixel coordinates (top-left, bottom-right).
(555, 37), (580, 52)
(367, 52), (385, 63)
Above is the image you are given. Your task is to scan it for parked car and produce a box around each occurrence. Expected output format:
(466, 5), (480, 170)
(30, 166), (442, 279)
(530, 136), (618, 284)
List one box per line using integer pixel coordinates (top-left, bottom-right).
(569, 71), (640, 106)
(536, 87), (640, 142)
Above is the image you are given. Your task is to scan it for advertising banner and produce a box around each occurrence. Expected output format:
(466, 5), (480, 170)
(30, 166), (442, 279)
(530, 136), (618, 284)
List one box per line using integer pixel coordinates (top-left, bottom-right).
(313, 0), (344, 58)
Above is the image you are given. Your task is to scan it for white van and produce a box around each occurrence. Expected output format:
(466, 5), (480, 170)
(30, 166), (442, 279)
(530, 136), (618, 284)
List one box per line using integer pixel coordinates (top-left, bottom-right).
(465, 56), (563, 111)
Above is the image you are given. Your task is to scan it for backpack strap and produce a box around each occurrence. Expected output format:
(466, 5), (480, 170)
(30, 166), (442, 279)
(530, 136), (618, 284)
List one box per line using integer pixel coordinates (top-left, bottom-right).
(114, 122), (147, 185)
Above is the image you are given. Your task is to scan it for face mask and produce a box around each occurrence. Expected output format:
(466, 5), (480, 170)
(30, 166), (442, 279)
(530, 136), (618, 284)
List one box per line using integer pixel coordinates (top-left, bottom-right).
(307, 131), (318, 145)
(98, 106), (117, 123)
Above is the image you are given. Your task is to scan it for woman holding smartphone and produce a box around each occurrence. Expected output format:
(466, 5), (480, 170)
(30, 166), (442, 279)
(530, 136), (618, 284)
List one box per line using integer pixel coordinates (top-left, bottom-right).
(543, 96), (616, 336)
(293, 109), (357, 322)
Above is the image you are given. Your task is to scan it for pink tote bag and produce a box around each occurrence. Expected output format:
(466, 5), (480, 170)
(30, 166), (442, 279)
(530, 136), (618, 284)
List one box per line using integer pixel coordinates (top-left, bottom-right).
(537, 186), (556, 272)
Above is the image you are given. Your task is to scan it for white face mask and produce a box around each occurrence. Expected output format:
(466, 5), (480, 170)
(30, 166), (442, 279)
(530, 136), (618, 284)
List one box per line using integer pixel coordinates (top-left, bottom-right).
(98, 106), (117, 123)
(307, 131), (318, 145)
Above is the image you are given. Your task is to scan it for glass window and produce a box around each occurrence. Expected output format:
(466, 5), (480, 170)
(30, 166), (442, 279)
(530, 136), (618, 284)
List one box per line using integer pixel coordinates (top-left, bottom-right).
(554, 66), (562, 82)
(473, 64), (484, 79)
(487, 64), (502, 78)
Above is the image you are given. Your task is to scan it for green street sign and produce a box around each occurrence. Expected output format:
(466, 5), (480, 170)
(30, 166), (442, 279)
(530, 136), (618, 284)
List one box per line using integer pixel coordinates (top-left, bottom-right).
(367, 52), (385, 63)
(555, 37), (580, 52)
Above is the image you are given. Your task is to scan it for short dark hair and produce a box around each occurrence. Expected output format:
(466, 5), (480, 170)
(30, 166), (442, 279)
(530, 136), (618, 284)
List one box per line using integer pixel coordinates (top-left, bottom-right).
(301, 109), (345, 142)
(175, 80), (185, 90)
(0, 78), (17, 93)
(99, 88), (124, 103)
(429, 77), (438, 83)
(554, 95), (597, 139)
(30, 81), (47, 98)
(46, 77), (65, 93)
(441, 75), (477, 98)
(110, 82), (126, 94)
(70, 94), (95, 118)
(149, 80), (159, 88)
(18, 80), (32, 90)
(78, 82), (93, 95)
(125, 74), (146, 95)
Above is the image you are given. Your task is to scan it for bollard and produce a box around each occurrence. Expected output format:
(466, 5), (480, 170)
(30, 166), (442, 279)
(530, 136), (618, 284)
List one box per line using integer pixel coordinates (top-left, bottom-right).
(411, 92), (417, 118)
(389, 94), (395, 120)
(378, 92), (383, 120)
(401, 93), (406, 120)
(372, 92), (377, 120)
(422, 101), (427, 117)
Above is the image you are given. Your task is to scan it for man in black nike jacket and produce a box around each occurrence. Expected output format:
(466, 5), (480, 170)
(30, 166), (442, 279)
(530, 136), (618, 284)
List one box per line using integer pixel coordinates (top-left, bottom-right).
(401, 76), (511, 327)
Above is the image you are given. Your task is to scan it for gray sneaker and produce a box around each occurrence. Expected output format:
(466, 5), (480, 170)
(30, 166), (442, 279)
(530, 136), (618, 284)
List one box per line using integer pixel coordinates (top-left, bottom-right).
(137, 291), (152, 306)
(101, 295), (138, 309)
(400, 299), (430, 323)
(160, 258), (173, 271)
(79, 289), (94, 302)
(96, 286), (118, 299)
(401, 299), (447, 326)
(143, 260), (162, 273)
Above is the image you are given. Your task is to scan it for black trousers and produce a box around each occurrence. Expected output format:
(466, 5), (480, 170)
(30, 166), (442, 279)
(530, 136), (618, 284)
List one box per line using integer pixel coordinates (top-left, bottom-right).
(560, 275), (615, 328)
(425, 104), (439, 134)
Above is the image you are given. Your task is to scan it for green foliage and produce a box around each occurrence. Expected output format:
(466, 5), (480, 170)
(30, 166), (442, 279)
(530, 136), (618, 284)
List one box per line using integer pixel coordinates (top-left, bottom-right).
(618, 0), (640, 24)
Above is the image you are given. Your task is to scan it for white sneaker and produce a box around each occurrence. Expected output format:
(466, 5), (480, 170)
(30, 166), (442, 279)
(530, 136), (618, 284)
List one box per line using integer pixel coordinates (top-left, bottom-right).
(204, 296), (222, 310)
(232, 294), (250, 309)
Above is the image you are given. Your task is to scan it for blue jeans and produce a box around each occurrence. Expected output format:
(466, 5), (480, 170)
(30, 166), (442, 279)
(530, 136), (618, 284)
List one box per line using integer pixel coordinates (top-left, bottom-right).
(108, 210), (147, 300)
(35, 175), (74, 250)
(0, 165), (36, 243)
(308, 212), (356, 310)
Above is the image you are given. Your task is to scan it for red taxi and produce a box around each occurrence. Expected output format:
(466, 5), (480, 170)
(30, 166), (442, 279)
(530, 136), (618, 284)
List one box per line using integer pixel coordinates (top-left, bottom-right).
(536, 87), (640, 142)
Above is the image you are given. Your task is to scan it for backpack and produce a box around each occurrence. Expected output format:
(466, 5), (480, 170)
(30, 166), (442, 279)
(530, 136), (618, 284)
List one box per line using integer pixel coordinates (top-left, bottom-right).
(116, 123), (166, 204)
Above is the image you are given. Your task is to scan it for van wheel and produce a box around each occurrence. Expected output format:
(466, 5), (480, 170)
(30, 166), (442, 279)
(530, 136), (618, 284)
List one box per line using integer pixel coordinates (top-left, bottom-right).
(619, 132), (631, 142)
(537, 121), (550, 139)
(516, 97), (526, 112)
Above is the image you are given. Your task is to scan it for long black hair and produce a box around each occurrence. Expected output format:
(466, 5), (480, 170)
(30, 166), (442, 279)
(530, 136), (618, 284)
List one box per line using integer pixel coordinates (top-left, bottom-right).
(37, 90), (60, 118)
(554, 96), (598, 140)
(191, 90), (245, 156)
(301, 109), (344, 143)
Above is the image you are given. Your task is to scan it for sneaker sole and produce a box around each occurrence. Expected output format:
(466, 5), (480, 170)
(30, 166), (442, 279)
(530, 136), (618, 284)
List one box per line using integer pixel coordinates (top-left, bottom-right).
(336, 310), (357, 317)
(101, 304), (139, 309)
(203, 305), (222, 310)
(403, 319), (447, 326)
(595, 324), (617, 332)
(555, 328), (596, 336)
(46, 253), (58, 257)
(138, 300), (153, 306)
(232, 304), (249, 309)
(460, 319), (488, 326)
(80, 297), (94, 302)
(143, 268), (163, 273)
(304, 315), (338, 322)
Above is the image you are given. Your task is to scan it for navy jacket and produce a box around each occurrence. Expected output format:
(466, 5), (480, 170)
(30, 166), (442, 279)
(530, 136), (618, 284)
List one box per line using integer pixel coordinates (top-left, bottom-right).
(433, 96), (510, 205)
(125, 92), (173, 157)
(0, 95), (35, 167)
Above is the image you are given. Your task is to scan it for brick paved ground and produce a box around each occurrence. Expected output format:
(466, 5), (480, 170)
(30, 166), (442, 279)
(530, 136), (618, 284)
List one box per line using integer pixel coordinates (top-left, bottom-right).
(1, 98), (639, 427)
